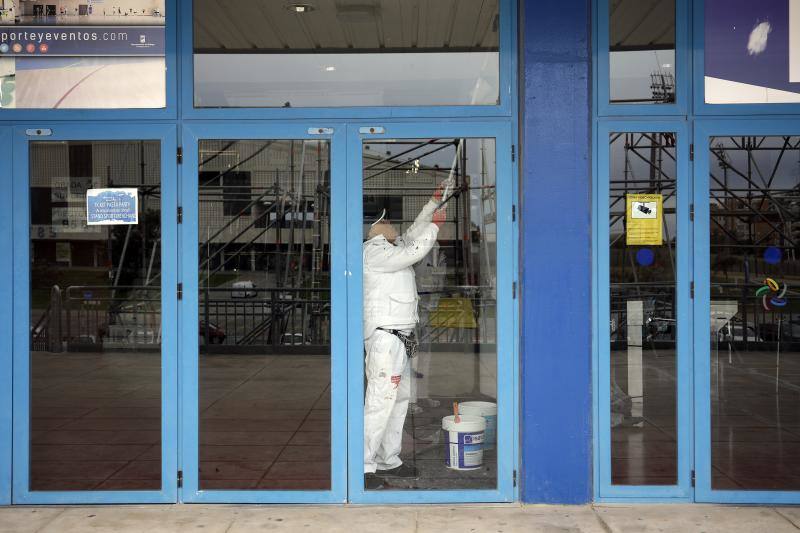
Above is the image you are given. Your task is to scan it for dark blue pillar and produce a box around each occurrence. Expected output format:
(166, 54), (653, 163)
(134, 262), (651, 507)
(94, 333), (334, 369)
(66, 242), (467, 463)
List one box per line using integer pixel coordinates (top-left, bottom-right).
(520, 0), (592, 503)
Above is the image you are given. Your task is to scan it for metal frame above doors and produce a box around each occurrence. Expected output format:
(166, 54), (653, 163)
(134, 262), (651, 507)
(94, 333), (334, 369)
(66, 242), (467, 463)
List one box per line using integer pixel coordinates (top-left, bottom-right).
(11, 123), (179, 504)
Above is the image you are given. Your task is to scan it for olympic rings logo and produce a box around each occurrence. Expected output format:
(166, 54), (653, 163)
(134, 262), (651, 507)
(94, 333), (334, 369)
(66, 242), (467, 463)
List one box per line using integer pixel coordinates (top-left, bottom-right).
(756, 277), (788, 311)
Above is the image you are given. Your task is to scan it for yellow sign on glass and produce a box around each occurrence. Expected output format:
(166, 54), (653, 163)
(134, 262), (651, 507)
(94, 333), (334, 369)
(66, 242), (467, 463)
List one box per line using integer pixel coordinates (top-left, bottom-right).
(626, 193), (663, 246)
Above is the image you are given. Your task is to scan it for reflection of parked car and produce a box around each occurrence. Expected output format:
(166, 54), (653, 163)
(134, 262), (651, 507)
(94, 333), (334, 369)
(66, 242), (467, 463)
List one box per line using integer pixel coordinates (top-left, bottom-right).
(231, 281), (257, 298)
(759, 319), (800, 342)
(718, 319), (761, 343)
(281, 333), (306, 345)
(199, 321), (226, 344)
(646, 317), (675, 341)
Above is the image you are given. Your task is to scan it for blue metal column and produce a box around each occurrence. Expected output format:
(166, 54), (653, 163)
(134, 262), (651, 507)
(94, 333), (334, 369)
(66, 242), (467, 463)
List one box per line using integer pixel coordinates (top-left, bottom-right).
(520, 0), (592, 503)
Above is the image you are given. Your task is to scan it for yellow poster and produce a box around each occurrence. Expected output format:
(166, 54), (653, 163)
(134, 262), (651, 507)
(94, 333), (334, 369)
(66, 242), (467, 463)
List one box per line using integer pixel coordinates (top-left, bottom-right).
(626, 193), (663, 246)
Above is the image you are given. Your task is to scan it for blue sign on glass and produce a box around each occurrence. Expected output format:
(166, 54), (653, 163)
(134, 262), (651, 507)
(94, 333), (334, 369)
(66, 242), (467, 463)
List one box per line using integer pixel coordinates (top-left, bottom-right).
(0, 26), (165, 56)
(86, 188), (138, 225)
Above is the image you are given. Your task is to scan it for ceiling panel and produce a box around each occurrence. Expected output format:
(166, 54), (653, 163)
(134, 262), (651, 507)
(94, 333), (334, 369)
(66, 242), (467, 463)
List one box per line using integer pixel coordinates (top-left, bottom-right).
(609, 0), (675, 51)
(194, 0), (499, 52)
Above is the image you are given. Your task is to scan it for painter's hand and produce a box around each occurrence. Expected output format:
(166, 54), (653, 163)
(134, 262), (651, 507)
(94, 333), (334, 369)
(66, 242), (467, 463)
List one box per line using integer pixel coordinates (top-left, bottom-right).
(432, 182), (446, 204)
(433, 206), (446, 227)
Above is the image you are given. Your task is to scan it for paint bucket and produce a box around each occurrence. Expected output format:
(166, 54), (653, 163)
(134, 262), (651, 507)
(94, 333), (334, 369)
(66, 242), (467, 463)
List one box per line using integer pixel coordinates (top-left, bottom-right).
(458, 401), (497, 450)
(442, 415), (486, 470)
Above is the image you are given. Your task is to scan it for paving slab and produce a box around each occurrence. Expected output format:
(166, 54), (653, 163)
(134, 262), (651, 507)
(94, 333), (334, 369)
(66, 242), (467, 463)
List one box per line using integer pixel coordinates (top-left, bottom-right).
(0, 504), (796, 533)
(417, 504), (605, 533)
(36, 505), (234, 533)
(0, 507), (66, 533)
(593, 504), (798, 533)
(226, 506), (418, 533)
(773, 507), (800, 529)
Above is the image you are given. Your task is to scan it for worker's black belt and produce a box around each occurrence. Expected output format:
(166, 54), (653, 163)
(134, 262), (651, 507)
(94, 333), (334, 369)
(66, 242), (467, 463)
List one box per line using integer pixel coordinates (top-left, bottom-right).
(378, 328), (419, 358)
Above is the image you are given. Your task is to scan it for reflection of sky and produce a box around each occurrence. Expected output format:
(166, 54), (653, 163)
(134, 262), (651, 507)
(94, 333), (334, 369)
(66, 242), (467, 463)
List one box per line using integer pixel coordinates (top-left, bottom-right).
(610, 50), (675, 102)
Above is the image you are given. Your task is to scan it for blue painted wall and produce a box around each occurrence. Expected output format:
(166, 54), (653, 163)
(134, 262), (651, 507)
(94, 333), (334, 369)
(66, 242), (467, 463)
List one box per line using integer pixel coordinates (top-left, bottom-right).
(520, 0), (593, 503)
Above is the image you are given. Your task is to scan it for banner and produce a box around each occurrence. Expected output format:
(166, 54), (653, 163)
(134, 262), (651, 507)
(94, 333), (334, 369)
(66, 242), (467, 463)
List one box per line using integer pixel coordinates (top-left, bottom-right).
(0, 26), (164, 56)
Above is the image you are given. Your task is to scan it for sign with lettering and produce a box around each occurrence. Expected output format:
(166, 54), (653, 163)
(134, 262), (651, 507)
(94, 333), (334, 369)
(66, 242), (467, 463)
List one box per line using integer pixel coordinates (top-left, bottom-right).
(86, 188), (138, 225)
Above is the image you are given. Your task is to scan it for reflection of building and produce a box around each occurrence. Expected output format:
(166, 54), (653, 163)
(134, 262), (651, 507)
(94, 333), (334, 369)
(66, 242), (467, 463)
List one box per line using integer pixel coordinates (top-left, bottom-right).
(29, 141), (160, 271)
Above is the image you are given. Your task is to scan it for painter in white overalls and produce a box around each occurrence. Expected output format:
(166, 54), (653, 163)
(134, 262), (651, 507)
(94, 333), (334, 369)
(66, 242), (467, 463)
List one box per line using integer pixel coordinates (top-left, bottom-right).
(363, 188), (446, 478)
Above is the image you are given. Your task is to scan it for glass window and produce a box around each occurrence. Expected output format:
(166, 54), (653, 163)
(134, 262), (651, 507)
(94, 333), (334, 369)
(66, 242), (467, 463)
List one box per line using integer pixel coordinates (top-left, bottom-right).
(29, 140), (162, 490)
(705, 1), (800, 104)
(609, 0), (676, 105)
(708, 136), (800, 490)
(197, 139), (332, 491)
(193, 1), (500, 108)
(361, 138), (497, 490)
(0, 1), (165, 109)
(608, 132), (678, 485)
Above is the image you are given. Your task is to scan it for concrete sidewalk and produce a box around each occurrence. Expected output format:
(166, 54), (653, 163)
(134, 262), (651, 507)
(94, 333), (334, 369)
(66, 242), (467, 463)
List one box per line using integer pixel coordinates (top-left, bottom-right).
(0, 504), (799, 533)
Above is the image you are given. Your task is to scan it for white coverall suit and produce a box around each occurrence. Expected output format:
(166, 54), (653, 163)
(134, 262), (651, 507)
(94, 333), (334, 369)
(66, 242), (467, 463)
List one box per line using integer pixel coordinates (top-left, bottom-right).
(363, 200), (440, 474)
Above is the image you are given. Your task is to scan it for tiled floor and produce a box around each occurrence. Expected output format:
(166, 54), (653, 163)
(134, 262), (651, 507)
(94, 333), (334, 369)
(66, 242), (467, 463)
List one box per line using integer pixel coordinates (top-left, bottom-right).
(28, 350), (497, 492)
(611, 345), (800, 489)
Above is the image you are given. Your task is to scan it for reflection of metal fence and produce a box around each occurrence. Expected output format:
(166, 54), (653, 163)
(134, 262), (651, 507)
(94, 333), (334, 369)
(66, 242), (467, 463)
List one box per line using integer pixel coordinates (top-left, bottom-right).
(200, 287), (330, 354)
(67, 285), (161, 351)
(31, 285), (162, 352)
(31, 284), (497, 354)
(610, 280), (800, 350)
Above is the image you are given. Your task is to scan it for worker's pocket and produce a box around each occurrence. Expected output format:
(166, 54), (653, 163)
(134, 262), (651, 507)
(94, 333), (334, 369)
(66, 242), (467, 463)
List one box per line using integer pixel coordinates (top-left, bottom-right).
(388, 293), (418, 320)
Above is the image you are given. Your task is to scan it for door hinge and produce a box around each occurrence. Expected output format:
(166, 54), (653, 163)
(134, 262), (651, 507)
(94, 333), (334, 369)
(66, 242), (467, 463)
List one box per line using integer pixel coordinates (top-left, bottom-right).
(689, 203), (694, 222)
(177, 206), (183, 224)
(512, 281), (517, 299)
(511, 144), (516, 162)
(177, 470), (183, 488)
(177, 146), (183, 164)
(691, 470), (695, 487)
(177, 283), (183, 300)
(690, 281), (695, 299)
(512, 204), (516, 222)
(689, 143), (694, 161)
(513, 469), (517, 487)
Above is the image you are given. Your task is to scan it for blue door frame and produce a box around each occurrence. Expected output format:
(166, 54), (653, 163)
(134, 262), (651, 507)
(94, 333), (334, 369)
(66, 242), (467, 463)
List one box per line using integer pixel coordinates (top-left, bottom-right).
(693, 118), (800, 505)
(11, 123), (179, 504)
(345, 121), (517, 504)
(0, 127), (12, 505)
(594, 119), (694, 502)
(178, 122), (349, 504)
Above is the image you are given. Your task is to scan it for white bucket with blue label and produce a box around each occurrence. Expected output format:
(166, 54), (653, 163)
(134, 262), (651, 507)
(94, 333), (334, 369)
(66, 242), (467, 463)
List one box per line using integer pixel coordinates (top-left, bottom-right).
(458, 401), (497, 450)
(442, 415), (486, 470)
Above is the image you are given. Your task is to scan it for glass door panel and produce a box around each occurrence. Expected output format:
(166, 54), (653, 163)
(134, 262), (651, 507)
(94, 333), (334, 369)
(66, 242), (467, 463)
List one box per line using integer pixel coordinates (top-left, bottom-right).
(596, 121), (691, 499)
(197, 139), (332, 491)
(13, 125), (178, 504)
(180, 124), (346, 503)
(707, 135), (800, 492)
(349, 123), (514, 503)
(608, 132), (678, 486)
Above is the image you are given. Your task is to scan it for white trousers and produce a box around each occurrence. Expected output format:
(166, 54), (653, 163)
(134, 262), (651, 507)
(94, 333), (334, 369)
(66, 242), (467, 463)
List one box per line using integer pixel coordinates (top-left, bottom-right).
(363, 330), (411, 474)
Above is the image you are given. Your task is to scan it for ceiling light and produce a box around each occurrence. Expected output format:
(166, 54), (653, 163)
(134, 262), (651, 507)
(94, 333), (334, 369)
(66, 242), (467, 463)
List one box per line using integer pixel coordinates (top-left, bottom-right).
(324, 66), (336, 72)
(286, 3), (315, 13)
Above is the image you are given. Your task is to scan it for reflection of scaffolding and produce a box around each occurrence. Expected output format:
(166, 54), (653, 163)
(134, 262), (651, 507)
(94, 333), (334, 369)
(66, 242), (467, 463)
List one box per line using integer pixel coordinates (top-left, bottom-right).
(709, 136), (800, 351)
(364, 138), (497, 348)
(609, 133), (678, 422)
(198, 140), (331, 352)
